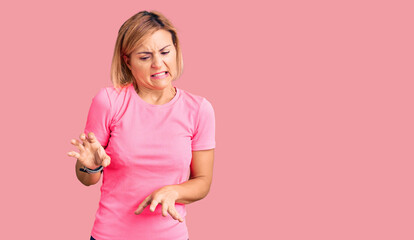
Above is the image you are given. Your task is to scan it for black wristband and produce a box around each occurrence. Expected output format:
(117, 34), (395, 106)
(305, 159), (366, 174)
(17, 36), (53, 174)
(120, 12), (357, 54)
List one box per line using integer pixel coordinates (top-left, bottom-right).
(80, 165), (103, 174)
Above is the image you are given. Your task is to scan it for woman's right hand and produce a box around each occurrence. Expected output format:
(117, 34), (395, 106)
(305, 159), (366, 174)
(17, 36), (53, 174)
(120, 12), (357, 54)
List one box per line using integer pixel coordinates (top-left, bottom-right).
(67, 132), (111, 169)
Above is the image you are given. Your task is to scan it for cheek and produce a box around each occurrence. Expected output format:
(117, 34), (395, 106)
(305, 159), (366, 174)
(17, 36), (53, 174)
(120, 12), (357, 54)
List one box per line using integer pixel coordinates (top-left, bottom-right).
(130, 63), (148, 76)
(166, 54), (178, 73)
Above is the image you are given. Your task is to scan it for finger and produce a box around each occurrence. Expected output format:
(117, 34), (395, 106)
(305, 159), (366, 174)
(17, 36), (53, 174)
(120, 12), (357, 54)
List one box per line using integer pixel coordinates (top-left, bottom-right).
(149, 199), (160, 212)
(136, 197), (151, 214)
(162, 203), (168, 217)
(135, 196), (151, 215)
(168, 205), (183, 222)
(166, 205), (176, 219)
(97, 147), (110, 167)
(79, 133), (87, 142)
(67, 151), (80, 159)
(87, 132), (99, 144)
(80, 133), (90, 148)
(71, 139), (85, 152)
(102, 155), (111, 167)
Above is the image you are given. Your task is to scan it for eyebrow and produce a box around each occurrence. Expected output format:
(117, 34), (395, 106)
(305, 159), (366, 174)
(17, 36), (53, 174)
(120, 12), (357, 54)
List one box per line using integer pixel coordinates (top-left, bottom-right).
(136, 45), (171, 54)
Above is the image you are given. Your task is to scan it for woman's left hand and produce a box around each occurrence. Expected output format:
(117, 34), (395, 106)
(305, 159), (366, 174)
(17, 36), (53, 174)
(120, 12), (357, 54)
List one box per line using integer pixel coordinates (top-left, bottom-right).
(134, 186), (184, 222)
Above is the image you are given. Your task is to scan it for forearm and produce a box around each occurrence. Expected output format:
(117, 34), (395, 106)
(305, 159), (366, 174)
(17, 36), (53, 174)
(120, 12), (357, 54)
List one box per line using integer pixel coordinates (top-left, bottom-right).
(173, 176), (212, 204)
(75, 159), (101, 186)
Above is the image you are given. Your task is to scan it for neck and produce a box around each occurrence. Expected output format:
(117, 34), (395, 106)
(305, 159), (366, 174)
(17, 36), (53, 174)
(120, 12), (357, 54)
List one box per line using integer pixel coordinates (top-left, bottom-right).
(133, 83), (176, 105)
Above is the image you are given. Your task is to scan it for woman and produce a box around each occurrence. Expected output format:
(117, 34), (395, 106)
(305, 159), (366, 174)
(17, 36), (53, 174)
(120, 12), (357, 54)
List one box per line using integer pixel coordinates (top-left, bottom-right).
(67, 10), (215, 240)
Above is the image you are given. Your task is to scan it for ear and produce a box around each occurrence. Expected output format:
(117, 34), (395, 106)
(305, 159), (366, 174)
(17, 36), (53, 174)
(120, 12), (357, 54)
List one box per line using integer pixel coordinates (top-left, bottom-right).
(123, 54), (131, 70)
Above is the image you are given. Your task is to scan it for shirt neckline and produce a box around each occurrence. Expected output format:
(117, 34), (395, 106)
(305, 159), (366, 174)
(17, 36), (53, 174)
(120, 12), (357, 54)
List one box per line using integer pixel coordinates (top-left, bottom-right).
(129, 84), (180, 108)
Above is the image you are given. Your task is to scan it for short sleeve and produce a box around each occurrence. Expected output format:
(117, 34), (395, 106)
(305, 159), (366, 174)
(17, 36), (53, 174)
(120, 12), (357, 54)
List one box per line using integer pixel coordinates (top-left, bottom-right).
(191, 98), (216, 151)
(83, 88), (112, 148)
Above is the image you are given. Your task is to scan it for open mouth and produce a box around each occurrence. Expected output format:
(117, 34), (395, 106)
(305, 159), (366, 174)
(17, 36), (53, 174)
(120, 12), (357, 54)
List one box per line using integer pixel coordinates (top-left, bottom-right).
(151, 71), (168, 77)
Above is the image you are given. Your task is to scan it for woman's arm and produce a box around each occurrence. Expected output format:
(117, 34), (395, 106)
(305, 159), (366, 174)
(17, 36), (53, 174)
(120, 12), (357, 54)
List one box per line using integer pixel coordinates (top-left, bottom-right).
(134, 149), (214, 221)
(174, 149), (215, 204)
(75, 159), (102, 186)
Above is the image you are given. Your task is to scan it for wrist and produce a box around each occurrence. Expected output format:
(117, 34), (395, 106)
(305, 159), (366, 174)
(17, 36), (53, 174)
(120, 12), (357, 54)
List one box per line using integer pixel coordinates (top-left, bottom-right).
(80, 165), (103, 174)
(167, 185), (184, 203)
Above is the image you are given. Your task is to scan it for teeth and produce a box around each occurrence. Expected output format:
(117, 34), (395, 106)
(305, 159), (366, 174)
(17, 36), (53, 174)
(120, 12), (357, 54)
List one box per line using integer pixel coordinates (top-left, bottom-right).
(152, 72), (167, 77)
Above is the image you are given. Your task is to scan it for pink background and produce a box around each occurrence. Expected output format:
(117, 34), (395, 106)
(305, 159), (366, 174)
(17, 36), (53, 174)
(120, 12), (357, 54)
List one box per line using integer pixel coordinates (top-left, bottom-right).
(1, 0), (413, 239)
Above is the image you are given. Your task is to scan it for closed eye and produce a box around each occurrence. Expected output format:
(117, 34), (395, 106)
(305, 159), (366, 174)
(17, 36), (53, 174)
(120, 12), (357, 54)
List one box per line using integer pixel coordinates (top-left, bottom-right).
(140, 51), (170, 60)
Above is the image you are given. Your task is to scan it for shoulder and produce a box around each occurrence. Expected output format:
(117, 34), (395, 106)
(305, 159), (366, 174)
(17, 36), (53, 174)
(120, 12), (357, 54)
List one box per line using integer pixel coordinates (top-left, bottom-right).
(101, 84), (130, 101)
(178, 88), (214, 112)
(89, 84), (133, 122)
(93, 84), (131, 106)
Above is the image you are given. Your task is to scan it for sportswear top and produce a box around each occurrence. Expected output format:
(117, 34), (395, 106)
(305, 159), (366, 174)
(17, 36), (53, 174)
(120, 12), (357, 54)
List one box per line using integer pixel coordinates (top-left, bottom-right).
(83, 84), (215, 240)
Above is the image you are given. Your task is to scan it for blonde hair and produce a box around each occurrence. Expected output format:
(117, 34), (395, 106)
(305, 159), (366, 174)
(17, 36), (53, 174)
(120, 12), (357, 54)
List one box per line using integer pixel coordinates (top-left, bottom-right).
(110, 10), (183, 89)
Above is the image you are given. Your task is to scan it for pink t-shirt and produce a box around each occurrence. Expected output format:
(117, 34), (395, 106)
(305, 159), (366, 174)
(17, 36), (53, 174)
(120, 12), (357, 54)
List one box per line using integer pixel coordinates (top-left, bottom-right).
(83, 84), (215, 240)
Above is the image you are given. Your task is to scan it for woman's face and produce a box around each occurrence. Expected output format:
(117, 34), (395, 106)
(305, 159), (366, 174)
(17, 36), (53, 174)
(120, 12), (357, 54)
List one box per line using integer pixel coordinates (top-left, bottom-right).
(124, 29), (177, 91)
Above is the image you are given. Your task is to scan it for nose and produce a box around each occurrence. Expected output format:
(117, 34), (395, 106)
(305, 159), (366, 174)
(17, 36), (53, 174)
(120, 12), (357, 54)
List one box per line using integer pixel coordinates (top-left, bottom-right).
(151, 53), (163, 69)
